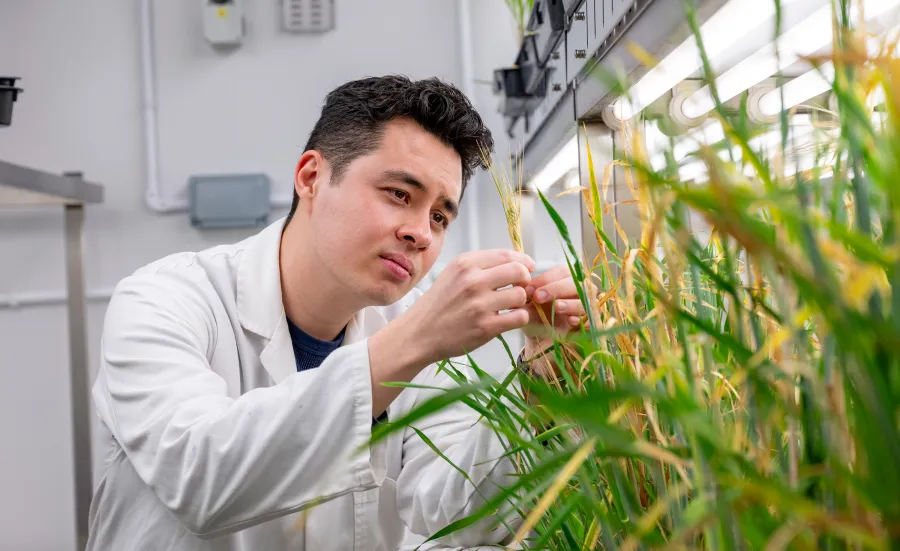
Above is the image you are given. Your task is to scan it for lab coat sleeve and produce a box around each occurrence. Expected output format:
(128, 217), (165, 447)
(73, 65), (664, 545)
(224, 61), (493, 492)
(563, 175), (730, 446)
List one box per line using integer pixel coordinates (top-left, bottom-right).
(395, 356), (525, 547)
(94, 270), (386, 539)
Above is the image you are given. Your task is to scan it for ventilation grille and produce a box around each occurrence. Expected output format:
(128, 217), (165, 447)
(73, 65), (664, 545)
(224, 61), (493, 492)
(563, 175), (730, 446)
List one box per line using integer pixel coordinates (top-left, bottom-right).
(282, 0), (335, 33)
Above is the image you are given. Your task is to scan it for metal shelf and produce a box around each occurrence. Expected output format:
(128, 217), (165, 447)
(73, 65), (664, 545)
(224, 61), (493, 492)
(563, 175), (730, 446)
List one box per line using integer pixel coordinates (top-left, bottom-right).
(1, 158), (103, 551)
(0, 160), (103, 206)
(511, 0), (738, 180)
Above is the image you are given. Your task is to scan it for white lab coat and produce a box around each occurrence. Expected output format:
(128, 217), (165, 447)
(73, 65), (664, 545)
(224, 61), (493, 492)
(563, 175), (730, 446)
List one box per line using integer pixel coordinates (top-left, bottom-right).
(86, 218), (522, 551)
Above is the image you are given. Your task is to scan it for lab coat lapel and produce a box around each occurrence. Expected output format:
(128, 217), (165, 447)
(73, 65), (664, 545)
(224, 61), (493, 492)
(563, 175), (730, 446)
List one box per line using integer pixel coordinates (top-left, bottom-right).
(343, 306), (388, 346)
(237, 217), (297, 384)
(258, 316), (296, 385)
(257, 301), (389, 386)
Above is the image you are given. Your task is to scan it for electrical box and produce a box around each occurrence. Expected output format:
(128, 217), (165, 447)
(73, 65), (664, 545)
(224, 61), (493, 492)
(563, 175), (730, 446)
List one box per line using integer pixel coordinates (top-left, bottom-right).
(189, 173), (271, 229)
(282, 0), (335, 33)
(203, 0), (245, 47)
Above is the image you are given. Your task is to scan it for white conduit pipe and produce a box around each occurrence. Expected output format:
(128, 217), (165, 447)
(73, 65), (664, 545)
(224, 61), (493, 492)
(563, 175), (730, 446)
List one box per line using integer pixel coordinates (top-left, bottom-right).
(457, 0), (481, 252)
(138, 0), (292, 212)
(139, 0), (173, 212)
(0, 288), (116, 310)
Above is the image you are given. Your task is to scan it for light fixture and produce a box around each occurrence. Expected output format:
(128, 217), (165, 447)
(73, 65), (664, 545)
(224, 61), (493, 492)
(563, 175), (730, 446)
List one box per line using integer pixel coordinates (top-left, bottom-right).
(676, 143), (834, 184)
(661, 114), (831, 183)
(756, 27), (897, 117)
(757, 65), (835, 117)
(649, 114), (816, 167)
(681, 0), (900, 120)
(527, 135), (579, 192)
(607, 0), (808, 122)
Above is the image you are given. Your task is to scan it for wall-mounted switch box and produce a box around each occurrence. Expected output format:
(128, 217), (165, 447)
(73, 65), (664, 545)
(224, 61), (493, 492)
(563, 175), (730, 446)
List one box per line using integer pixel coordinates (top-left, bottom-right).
(203, 0), (246, 47)
(189, 173), (271, 229)
(282, 0), (335, 33)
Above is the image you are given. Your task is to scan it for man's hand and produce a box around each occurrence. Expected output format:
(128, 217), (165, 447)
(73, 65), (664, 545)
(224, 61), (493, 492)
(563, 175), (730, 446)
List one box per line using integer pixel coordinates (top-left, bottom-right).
(520, 265), (590, 375)
(368, 249), (536, 414)
(405, 249), (537, 364)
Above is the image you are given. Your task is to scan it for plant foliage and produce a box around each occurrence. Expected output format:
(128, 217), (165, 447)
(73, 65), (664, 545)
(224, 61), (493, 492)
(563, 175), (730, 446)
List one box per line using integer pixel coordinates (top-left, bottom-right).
(374, 1), (900, 548)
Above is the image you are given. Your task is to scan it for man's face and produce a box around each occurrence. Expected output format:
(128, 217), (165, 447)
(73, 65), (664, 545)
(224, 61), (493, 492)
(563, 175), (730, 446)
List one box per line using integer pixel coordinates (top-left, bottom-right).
(303, 117), (462, 306)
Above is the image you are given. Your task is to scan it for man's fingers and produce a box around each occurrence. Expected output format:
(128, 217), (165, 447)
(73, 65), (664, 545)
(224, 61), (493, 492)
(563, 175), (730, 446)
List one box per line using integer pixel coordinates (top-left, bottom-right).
(532, 299), (585, 330)
(460, 249), (535, 272)
(486, 309), (530, 335)
(552, 299), (585, 317)
(532, 277), (578, 303)
(482, 261), (533, 290)
(487, 286), (528, 311)
(525, 265), (570, 291)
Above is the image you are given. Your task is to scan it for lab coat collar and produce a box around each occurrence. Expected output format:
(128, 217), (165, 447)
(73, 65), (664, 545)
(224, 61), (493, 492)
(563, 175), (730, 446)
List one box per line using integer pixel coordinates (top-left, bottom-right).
(236, 217), (375, 384)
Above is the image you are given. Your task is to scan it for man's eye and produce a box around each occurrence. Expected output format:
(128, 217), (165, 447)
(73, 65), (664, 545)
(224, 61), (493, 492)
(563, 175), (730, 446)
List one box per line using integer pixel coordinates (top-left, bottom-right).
(432, 212), (448, 227)
(389, 189), (409, 202)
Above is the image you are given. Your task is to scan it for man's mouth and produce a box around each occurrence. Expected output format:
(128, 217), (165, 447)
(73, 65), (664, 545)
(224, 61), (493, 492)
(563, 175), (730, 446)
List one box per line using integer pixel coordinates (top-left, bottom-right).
(379, 253), (414, 280)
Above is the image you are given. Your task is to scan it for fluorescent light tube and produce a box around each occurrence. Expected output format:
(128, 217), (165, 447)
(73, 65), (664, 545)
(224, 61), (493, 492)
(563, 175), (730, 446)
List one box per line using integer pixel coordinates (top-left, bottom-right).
(757, 28), (896, 116)
(681, 0), (900, 119)
(527, 136), (579, 192)
(677, 146), (832, 184)
(758, 65), (835, 116)
(609, 0), (806, 121)
(682, 5), (833, 118)
(659, 114), (827, 183)
(757, 63), (886, 117)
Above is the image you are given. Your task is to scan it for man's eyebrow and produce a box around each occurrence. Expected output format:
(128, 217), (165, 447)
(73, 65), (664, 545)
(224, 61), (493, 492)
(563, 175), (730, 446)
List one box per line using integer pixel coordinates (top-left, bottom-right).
(381, 169), (459, 220)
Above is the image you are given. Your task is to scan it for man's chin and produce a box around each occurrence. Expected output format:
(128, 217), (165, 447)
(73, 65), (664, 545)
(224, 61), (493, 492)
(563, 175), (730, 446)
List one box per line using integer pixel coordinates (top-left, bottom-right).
(364, 283), (414, 307)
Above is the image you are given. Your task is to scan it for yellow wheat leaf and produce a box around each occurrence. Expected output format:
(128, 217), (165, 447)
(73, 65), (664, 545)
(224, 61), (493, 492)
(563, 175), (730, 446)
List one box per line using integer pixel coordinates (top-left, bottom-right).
(624, 248), (641, 317)
(584, 517), (602, 550)
(624, 40), (661, 71)
(632, 440), (688, 468)
(844, 264), (889, 310)
(554, 185), (588, 198)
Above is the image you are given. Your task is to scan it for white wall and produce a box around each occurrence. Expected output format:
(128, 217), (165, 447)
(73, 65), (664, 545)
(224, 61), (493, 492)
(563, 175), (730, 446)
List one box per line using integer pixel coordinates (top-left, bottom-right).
(0, 0), (581, 549)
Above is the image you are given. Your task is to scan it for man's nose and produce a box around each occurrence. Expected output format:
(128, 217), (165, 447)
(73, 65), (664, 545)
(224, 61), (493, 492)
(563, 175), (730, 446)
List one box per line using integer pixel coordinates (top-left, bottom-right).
(400, 215), (433, 249)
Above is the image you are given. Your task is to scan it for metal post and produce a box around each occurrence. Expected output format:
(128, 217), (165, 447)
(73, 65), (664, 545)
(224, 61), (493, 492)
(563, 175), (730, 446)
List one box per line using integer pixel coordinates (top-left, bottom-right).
(63, 200), (93, 550)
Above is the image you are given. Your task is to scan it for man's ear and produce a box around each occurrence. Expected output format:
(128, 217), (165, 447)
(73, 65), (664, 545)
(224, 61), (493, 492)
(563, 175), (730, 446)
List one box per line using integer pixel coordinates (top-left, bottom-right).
(294, 150), (329, 201)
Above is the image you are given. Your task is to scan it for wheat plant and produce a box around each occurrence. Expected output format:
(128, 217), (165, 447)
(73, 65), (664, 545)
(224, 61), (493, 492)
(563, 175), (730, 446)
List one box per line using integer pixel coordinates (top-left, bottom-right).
(372, 0), (900, 549)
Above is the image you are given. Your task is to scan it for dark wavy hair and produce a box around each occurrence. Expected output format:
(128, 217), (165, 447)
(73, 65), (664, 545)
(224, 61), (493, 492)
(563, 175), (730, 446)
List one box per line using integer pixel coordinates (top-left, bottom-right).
(286, 75), (493, 222)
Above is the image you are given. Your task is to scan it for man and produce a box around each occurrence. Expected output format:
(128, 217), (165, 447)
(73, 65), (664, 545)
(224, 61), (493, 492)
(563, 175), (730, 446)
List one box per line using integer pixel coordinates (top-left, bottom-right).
(87, 75), (586, 550)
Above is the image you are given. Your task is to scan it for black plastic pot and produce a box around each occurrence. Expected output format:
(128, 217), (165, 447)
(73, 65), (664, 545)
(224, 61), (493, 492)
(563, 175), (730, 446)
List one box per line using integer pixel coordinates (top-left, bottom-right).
(493, 67), (529, 118)
(0, 76), (23, 127)
(517, 34), (548, 96)
(528, 0), (567, 65)
(494, 64), (548, 118)
(493, 67), (525, 97)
